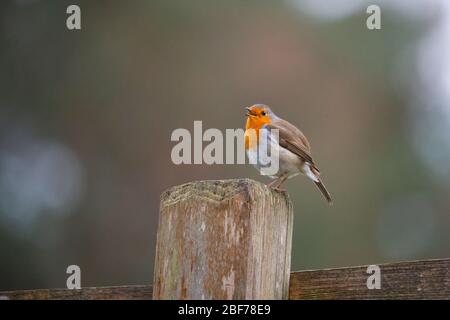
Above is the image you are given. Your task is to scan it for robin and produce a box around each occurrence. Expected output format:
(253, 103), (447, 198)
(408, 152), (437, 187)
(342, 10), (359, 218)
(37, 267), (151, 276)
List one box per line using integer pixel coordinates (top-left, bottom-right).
(245, 104), (332, 204)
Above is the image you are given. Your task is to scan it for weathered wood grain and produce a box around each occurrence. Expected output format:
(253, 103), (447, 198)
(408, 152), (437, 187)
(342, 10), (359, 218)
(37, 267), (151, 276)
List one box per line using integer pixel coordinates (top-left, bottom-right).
(2, 259), (450, 299)
(289, 258), (450, 300)
(2, 177), (450, 300)
(153, 179), (294, 300)
(0, 285), (152, 300)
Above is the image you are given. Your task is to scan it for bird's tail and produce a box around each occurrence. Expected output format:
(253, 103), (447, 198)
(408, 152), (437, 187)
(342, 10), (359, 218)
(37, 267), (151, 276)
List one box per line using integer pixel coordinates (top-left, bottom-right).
(314, 179), (333, 205)
(308, 164), (332, 205)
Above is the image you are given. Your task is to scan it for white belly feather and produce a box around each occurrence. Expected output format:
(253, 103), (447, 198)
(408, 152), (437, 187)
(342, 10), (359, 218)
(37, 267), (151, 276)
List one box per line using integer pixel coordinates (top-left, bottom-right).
(246, 127), (308, 179)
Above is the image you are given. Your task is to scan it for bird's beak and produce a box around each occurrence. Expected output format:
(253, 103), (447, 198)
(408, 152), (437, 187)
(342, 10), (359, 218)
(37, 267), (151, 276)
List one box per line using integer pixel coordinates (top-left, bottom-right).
(245, 107), (255, 117)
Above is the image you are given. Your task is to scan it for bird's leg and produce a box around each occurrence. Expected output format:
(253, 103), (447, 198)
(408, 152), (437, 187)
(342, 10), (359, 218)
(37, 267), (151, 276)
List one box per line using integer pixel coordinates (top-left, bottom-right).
(266, 178), (280, 188)
(273, 174), (288, 192)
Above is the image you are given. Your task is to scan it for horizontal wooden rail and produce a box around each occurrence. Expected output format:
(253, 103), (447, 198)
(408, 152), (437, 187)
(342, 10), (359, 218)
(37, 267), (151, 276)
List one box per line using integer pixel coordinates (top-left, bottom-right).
(0, 285), (152, 300)
(2, 258), (449, 300)
(290, 258), (450, 299)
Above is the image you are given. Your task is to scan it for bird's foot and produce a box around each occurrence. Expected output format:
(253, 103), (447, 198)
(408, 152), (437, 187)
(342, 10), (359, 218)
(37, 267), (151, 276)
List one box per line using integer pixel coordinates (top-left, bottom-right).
(271, 186), (286, 193)
(266, 179), (279, 188)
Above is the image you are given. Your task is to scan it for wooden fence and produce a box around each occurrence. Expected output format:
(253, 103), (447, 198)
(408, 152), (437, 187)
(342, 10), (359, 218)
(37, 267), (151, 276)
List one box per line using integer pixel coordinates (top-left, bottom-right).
(1, 179), (449, 300)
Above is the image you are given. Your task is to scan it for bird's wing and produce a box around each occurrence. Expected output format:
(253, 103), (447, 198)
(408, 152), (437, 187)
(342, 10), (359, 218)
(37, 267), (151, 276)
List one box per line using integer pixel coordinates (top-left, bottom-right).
(265, 118), (315, 165)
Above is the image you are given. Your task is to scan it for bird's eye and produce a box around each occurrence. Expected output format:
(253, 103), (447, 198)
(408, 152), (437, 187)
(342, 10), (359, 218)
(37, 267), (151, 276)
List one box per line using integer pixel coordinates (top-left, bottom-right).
(261, 111), (266, 116)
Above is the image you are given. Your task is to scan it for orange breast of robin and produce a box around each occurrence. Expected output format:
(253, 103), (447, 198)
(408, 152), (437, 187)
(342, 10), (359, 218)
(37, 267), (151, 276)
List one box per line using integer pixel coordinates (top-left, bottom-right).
(245, 117), (268, 150)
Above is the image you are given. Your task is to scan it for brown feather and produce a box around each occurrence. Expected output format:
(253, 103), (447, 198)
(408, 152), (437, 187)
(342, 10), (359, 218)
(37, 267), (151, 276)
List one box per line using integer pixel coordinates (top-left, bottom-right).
(315, 179), (333, 205)
(266, 118), (314, 164)
(267, 117), (331, 204)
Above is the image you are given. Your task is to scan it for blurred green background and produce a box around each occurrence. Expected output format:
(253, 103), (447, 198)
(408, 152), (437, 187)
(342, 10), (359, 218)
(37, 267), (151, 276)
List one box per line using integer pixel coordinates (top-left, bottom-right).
(1, 0), (450, 290)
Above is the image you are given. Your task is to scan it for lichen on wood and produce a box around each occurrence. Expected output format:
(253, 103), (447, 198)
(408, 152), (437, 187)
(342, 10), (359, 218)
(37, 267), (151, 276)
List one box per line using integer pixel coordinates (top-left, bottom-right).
(153, 179), (294, 300)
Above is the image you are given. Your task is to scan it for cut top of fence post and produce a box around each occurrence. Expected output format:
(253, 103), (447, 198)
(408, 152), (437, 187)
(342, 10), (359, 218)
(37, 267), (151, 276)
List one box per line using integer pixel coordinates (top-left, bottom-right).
(153, 178), (294, 300)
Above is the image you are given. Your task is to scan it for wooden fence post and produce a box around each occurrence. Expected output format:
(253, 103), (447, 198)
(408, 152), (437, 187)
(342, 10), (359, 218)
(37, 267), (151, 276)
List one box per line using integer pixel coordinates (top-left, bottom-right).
(152, 179), (294, 300)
